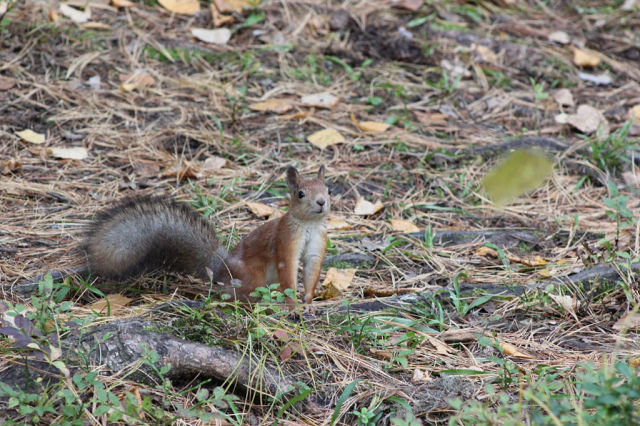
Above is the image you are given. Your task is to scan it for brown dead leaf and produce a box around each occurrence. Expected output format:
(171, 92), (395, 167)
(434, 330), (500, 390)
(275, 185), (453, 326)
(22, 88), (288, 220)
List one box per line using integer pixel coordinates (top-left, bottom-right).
(572, 47), (601, 67)
(553, 88), (574, 107)
(16, 129), (45, 144)
(390, 219), (419, 233)
(354, 198), (384, 216)
(415, 111), (448, 127)
(0, 76), (15, 91)
(548, 293), (580, 318)
(622, 171), (640, 186)
(350, 113), (390, 133)
(566, 104), (609, 137)
(548, 31), (570, 44)
(161, 163), (199, 180)
(471, 43), (498, 64)
(300, 92), (339, 109)
(2, 158), (22, 175)
(391, 0), (424, 11)
(425, 335), (454, 356)
(158, 0), (199, 15)
(212, 0), (250, 13)
(86, 294), (132, 315)
(81, 22), (111, 30)
(500, 341), (533, 359)
(119, 72), (155, 91)
(246, 201), (275, 218)
(49, 8), (58, 22)
(322, 268), (356, 292)
(191, 28), (231, 45)
(412, 368), (431, 382)
(209, 3), (234, 26)
(327, 217), (351, 230)
(630, 105), (640, 122)
(307, 128), (345, 149)
(47, 147), (89, 160)
(475, 246), (547, 267)
(613, 312), (640, 331)
(631, 356), (640, 368)
(202, 156), (226, 172)
(249, 98), (293, 114)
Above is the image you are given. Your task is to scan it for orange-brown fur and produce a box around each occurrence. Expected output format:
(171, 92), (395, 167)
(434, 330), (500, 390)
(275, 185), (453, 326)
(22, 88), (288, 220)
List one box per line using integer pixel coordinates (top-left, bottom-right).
(222, 166), (329, 307)
(85, 166), (330, 307)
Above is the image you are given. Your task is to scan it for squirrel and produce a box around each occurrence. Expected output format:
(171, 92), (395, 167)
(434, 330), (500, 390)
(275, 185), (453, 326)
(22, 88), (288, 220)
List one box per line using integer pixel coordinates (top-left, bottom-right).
(84, 166), (330, 308)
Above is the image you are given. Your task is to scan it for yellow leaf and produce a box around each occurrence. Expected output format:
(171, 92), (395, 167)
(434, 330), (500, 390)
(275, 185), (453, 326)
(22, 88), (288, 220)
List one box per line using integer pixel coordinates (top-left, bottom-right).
(16, 129), (45, 144)
(307, 128), (345, 149)
(390, 219), (419, 233)
(327, 217), (351, 230)
(81, 22), (111, 30)
(351, 114), (390, 133)
(47, 147), (89, 160)
(500, 341), (532, 359)
(212, 0), (251, 13)
(320, 268), (356, 299)
(119, 72), (155, 92)
(300, 92), (339, 109)
(354, 198), (384, 215)
(475, 246), (497, 258)
(572, 47), (600, 67)
(246, 201), (274, 218)
(630, 356), (640, 368)
(158, 0), (199, 15)
(111, 0), (136, 7)
(86, 294), (132, 315)
(630, 105), (640, 122)
(482, 149), (553, 206)
(249, 98), (293, 114)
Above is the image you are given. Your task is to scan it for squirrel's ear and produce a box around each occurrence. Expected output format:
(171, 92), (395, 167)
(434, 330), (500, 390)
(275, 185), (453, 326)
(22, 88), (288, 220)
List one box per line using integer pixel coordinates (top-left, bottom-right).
(317, 165), (325, 180)
(286, 166), (300, 192)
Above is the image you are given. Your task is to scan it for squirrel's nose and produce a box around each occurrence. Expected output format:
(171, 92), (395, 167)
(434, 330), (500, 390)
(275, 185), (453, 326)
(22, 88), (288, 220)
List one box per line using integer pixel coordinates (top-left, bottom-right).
(316, 198), (326, 206)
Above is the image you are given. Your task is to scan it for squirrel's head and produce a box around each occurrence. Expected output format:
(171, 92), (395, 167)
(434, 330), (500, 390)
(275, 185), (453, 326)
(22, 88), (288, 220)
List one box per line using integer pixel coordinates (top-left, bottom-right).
(286, 166), (330, 221)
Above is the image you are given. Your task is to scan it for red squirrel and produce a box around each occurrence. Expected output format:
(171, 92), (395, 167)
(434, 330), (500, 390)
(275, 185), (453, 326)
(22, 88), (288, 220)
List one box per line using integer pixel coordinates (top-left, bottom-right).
(84, 166), (330, 308)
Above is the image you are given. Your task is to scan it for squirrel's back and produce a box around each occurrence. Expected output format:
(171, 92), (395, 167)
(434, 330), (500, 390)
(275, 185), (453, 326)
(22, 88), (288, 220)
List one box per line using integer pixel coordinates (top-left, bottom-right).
(84, 198), (228, 280)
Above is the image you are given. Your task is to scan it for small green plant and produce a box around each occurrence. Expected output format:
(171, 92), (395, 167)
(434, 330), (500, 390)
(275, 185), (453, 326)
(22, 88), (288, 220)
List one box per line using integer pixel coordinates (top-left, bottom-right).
(602, 180), (637, 249)
(587, 120), (639, 173)
(426, 69), (461, 96)
(448, 275), (494, 317)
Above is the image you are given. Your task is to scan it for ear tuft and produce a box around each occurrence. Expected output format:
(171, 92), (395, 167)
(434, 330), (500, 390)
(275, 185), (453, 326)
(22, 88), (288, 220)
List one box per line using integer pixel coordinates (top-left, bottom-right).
(317, 165), (325, 180)
(287, 166), (300, 192)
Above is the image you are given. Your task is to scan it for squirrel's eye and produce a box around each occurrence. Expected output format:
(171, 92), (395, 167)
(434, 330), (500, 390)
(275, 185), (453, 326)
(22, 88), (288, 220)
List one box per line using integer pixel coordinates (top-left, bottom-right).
(298, 190), (305, 198)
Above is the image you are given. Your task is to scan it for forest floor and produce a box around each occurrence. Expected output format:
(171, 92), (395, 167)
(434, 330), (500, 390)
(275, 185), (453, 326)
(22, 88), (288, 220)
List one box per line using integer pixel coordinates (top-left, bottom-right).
(1, 0), (640, 424)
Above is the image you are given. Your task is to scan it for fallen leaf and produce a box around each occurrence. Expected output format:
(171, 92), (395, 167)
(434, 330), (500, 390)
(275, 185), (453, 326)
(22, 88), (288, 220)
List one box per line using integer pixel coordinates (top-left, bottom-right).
(307, 128), (345, 149)
(212, 0), (251, 13)
(554, 113), (568, 124)
(300, 92), (339, 109)
(320, 268), (356, 299)
(47, 147), (89, 160)
(566, 104), (609, 137)
(0, 76), (15, 91)
(553, 88), (574, 107)
(476, 246), (548, 267)
(158, 0), (199, 15)
(111, 0), (135, 7)
(85, 294), (132, 315)
(209, 3), (234, 26)
(548, 293), (580, 317)
(613, 312), (640, 331)
(500, 341), (532, 359)
(246, 201), (274, 218)
(119, 72), (155, 91)
(273, 329), (288, 340)
(327, 217), (351, 230)
(161, 163), (199, 180)
(471, 43), (498, 64)
(415, 112), (448, 127)
(351, 114), (390, 133)
(249, 98), (293, 114)
(16, 129), (45, 144)
(631, 356), (640, 368)
(629, 105), (640, 122)
(572, 47), (600, 67)
(49, 8), (58, 22)
(622, 171), (640, 186)
(578, 72), (612, 86)
(2, 158), (21, 175)
(412, 368), (430, 382)
(323, 268), (356, 292)
(60, 3), (90, 23)
(81, 22), (111, 30)
(475, 246), (497, 258)
(391, 0), (424, 11)
(548, 31), (570, 44)
(354, 198), (384, 215)
(481, 150), (553, 206)
(621, 0), (637, 11)
(202, 156), (226, 171)
(390, 219), (419, 233)
(191, 28), (231, 45)
(279, 342), (301, 361)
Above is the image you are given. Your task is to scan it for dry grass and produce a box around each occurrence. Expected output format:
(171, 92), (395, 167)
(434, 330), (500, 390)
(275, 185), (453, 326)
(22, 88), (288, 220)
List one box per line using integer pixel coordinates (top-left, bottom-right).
(1, 0), (639, 424)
